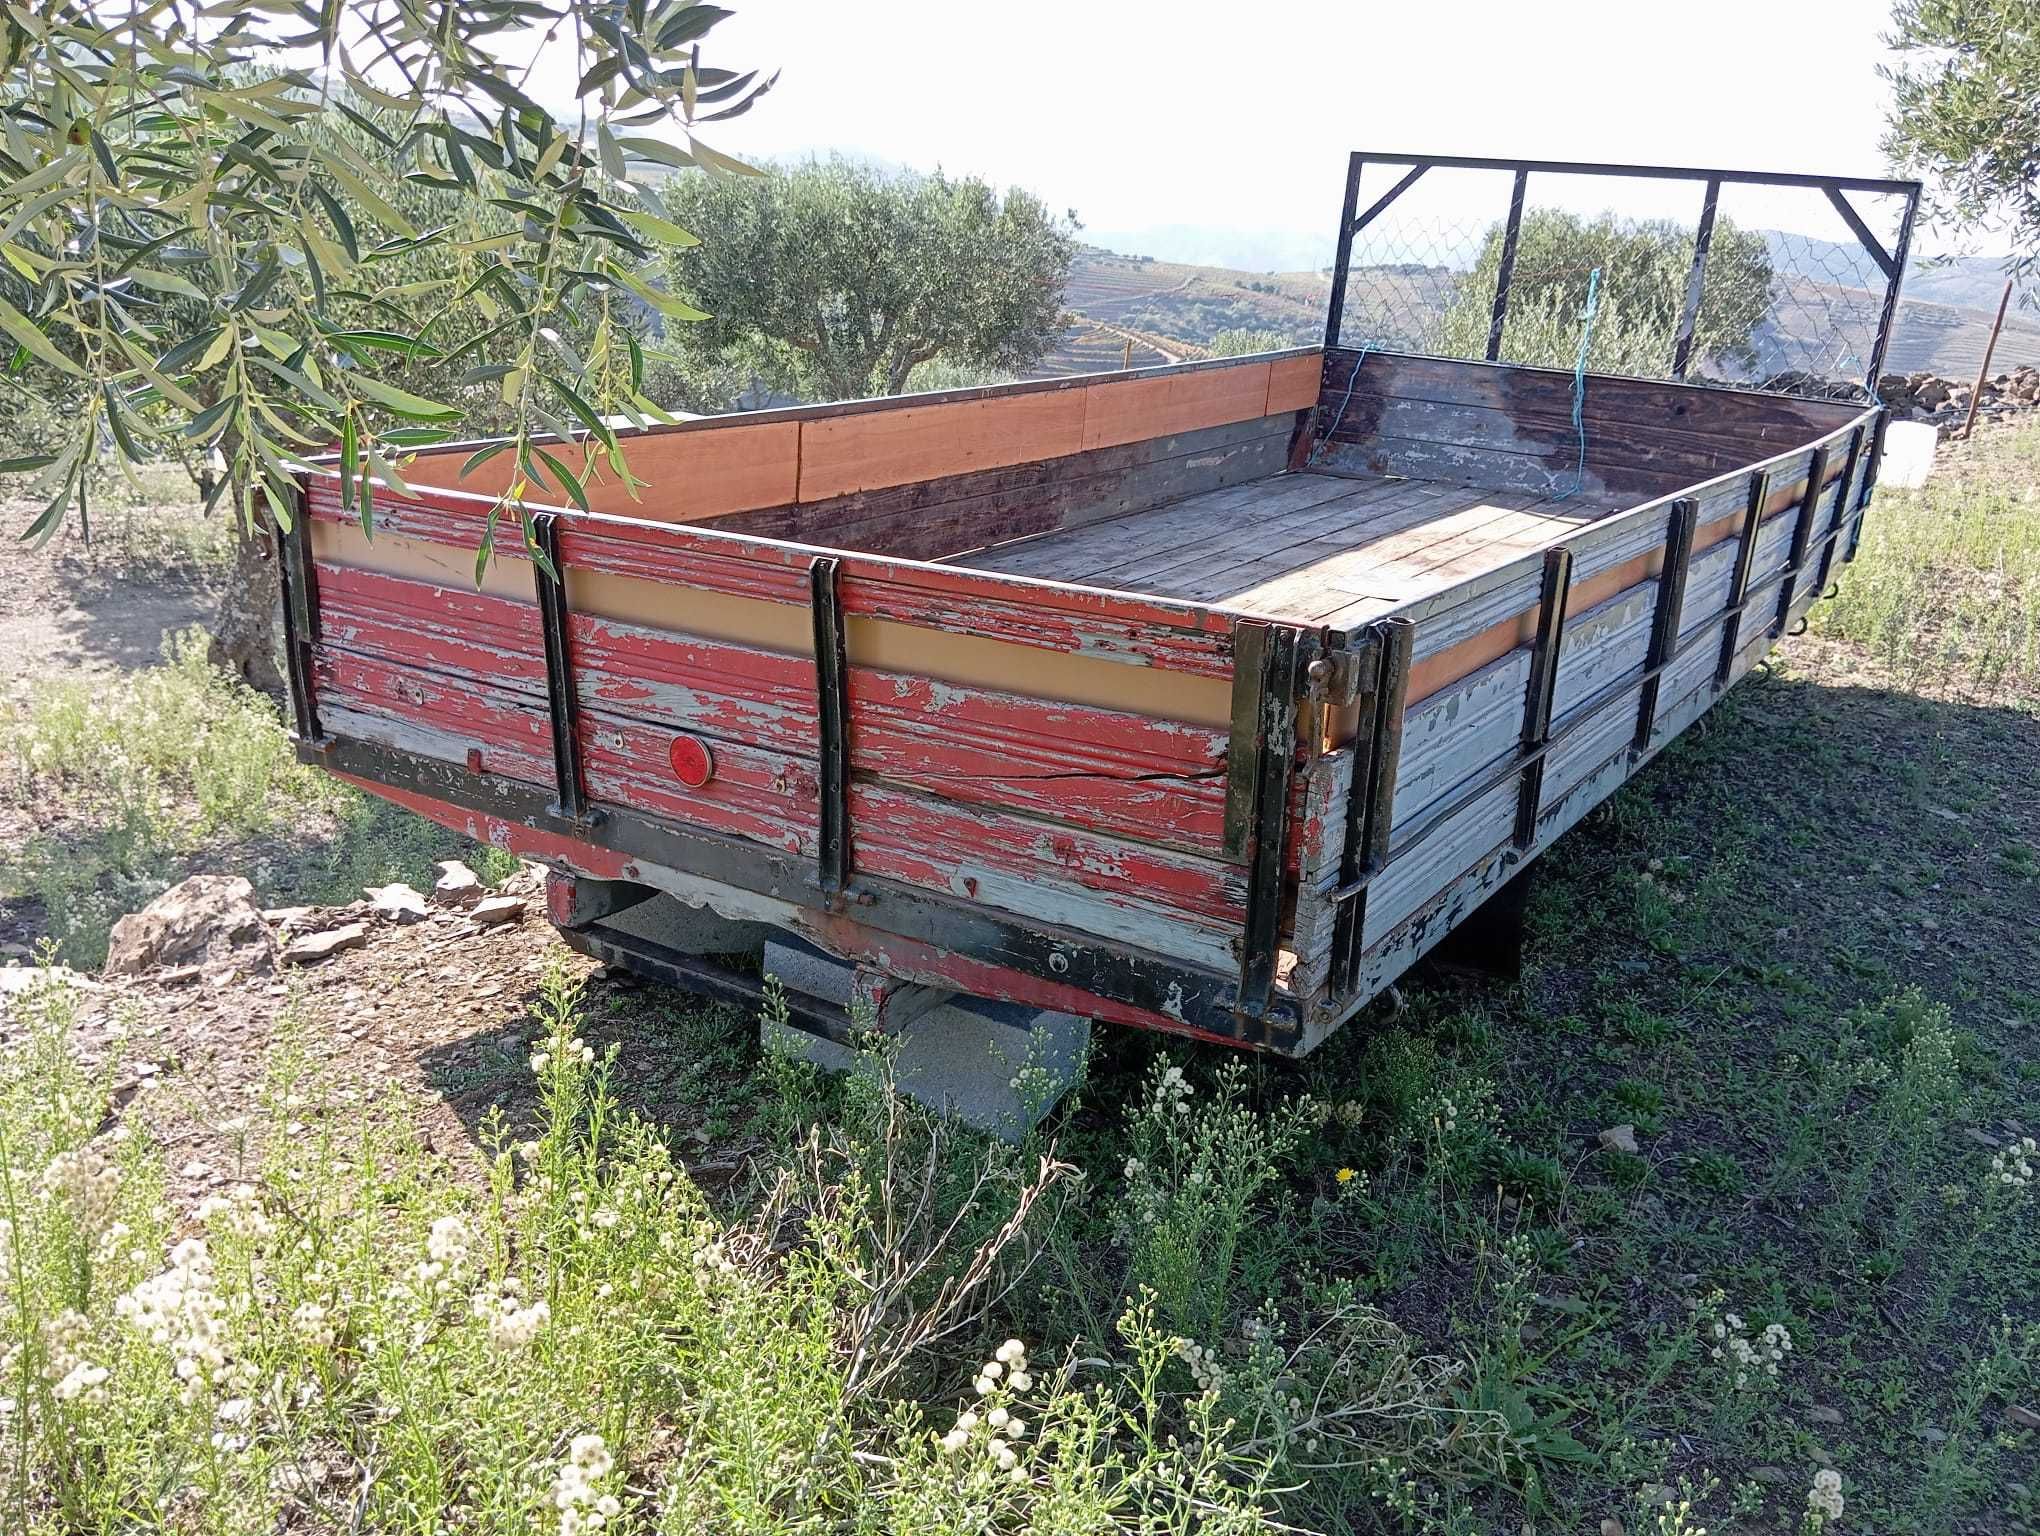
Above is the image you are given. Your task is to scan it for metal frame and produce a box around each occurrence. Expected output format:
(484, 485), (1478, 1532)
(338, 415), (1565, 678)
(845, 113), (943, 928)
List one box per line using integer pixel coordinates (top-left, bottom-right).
(304, 730), (1301, 1045)
(1716, 469), (1774, 686)
(532, 511), (599, 827)
(1634, 497), (1699, 751)
(276, 489), (324, 747)
(1513, 547), (1574, 850)
(1228, 619), (1309, 1037)
(1324, 152), (1922, 395)
(1771, 445), (1831, 635)
(1328, 619), (1412, 1003)
(809, 555), (852, 905)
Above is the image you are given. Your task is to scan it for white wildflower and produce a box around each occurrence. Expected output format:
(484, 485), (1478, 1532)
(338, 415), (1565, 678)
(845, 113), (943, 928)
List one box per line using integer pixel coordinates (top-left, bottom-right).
(1806, 1467), (1843, 1524)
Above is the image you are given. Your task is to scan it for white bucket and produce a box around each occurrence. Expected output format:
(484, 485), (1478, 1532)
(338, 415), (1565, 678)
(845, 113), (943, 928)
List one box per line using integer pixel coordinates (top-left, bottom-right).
(1878, 419), (1938, 490)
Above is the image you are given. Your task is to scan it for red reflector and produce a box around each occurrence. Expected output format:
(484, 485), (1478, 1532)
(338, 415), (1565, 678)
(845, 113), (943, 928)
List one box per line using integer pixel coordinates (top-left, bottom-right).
(669, 734), (714, 788)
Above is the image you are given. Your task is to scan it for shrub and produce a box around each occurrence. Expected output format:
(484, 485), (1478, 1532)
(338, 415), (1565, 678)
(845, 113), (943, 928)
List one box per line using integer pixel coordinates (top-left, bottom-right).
(1, 630), (513, 965)
(0, 962), (1300, 1534)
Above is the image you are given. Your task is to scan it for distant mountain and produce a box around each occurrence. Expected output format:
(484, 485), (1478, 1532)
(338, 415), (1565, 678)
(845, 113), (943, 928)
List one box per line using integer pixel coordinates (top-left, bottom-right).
(1081, 226), (1335, 277)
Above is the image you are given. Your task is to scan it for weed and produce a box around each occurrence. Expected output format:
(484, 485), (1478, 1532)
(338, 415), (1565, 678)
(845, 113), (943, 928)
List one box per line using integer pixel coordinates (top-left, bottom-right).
(1, 630), (514, 964)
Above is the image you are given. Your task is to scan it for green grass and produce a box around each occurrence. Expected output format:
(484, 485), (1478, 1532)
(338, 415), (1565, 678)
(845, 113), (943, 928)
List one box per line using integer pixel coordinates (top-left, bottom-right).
(1, 629), (517, 965)
(1811, 418), (2040, 694)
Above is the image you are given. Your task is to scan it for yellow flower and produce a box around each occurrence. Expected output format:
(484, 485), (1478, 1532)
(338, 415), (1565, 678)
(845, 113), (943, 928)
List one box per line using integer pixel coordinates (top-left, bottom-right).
(1334, 1167), (1357, 1185)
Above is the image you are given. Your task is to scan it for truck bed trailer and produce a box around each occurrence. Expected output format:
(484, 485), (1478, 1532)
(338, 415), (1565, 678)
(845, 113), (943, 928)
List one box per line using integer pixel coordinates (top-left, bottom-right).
(284, 154), (1917, 1057)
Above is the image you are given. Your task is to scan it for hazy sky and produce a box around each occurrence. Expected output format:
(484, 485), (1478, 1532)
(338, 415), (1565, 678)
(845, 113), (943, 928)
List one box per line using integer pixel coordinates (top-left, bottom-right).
(525, 0), (1931, 264)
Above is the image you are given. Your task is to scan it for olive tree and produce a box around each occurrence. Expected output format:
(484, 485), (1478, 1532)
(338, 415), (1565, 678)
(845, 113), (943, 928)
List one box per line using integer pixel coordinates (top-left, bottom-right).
(661, 157), (1077, 401)
(1428, 211), (1775, 378)
(1883, 0), (2040, 283)
(0, 0), (771, 682)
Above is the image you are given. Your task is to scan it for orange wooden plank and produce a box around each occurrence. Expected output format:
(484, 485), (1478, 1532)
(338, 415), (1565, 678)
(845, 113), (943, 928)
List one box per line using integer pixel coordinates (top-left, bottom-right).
(401, 420), (800, 523)
(1080, 362), (1276, 453)
(796, 389), (1088, 501)
(1266, 352), (1322, 413)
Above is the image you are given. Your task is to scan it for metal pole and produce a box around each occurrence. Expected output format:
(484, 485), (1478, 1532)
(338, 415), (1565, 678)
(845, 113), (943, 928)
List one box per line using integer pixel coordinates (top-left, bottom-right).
(1959, 277), (2014, 440)
(1323, 153), (1364, 351)
(1486, 168), (1530, 361)
(1671, 178), (1720, 379)
(1863, 185), (1920, 395)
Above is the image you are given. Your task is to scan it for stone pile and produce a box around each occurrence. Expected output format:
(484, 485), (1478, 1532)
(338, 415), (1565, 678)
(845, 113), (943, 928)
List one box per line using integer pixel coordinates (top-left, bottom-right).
(1877, 364), (2040, 431)
(81, 859), (541, 982)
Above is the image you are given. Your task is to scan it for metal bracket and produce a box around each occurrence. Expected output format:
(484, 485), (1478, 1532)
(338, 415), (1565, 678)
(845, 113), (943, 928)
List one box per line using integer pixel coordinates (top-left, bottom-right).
(1844, 408), (1890, 564)
(1716, 468), (1771, 686)
(276, 484), (324, 746)
(1228, 619), (1308, 1032)
(1772, 445), (1830, 636)
(1485, 168), (1530, 361)
(1634, 497), (1698, 754)
(1671, 178), (1721, 380)
(1808, 425), (1864, 602)
(810, 555), (852, 905)
(1329, 617), (1414, 1002)
(532, 511), (600, 827)
(1514, 546), (1573, 851)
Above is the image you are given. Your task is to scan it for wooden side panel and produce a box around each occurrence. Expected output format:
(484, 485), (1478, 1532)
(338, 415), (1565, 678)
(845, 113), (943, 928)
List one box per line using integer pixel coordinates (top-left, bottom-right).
(568, 609), (1230, 855)
(312, 649), (553, 787)
(1081, 362), (1278, 452)
(708, 414), (1294, 561)
(1268, 352), (1323, 413)
(400, 421), (801, 523)
(799, 389), (1089, 501)
(1313, 348), (1861, 502)
(304, 483), (1256, 977)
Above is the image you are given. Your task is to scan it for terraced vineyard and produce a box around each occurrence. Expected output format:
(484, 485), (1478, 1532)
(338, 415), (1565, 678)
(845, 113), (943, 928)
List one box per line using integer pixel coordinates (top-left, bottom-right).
(1024, 248), (1329, 378)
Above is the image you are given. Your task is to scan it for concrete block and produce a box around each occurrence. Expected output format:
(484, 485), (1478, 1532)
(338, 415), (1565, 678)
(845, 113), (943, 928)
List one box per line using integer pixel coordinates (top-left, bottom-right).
(601, 892), (774, 959)
(762, 938), (1089, 1141)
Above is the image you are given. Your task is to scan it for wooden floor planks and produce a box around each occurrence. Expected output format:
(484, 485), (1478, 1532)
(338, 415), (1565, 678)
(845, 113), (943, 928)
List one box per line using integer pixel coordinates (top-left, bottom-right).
(956, 470), (1631, 626)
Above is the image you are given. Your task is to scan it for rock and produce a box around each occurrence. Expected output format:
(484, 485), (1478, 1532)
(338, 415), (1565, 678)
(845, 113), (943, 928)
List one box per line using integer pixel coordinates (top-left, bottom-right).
(104, 875), (274, 977)
(1, 964), (106, 996)
(469, 896), (526, 927)
(2007, 1404), (2040, 1430)
(1752, 1466), (1788, 1487)
(432, 860), (482, 907)
(501, 860), (549, 896)
(1601, 1521), (1626, 1536)
(262, 905), (314, 928)
(1599, 1123), (1639, 1155)
(281, 923), (368, 965)
(1810, 1405), (1844, 1425)
(365, 882), (429, 923)
(0, 940), (31, 958)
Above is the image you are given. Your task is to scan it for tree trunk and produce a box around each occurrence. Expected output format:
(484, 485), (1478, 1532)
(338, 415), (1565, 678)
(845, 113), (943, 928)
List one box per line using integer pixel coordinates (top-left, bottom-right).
(208, 493), (286, 697)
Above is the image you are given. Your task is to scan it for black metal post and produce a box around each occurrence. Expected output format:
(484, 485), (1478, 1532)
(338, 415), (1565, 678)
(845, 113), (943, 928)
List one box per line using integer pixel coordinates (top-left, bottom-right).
(276, 486), (323, 746)
(1845, 409), (1890, 562)
(1809, 426), (1864, 599)
(1864, 187), (1921, 393)
(1232, 620), (1306, 1033)
(809, 555), (851, 903)
(532, 512), (595, 825)
(1671, 178), (1720, 379)
(1322, 154), (1364, 351)
(1772, 446), (1830, 635)
(1717, 469), (1772, 686)
(1330, 618), (1413, 1002)
(1486, 168), (1530, 362)
(1514, 547), (1573, 850)
(1634, 497), (1698, 752)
